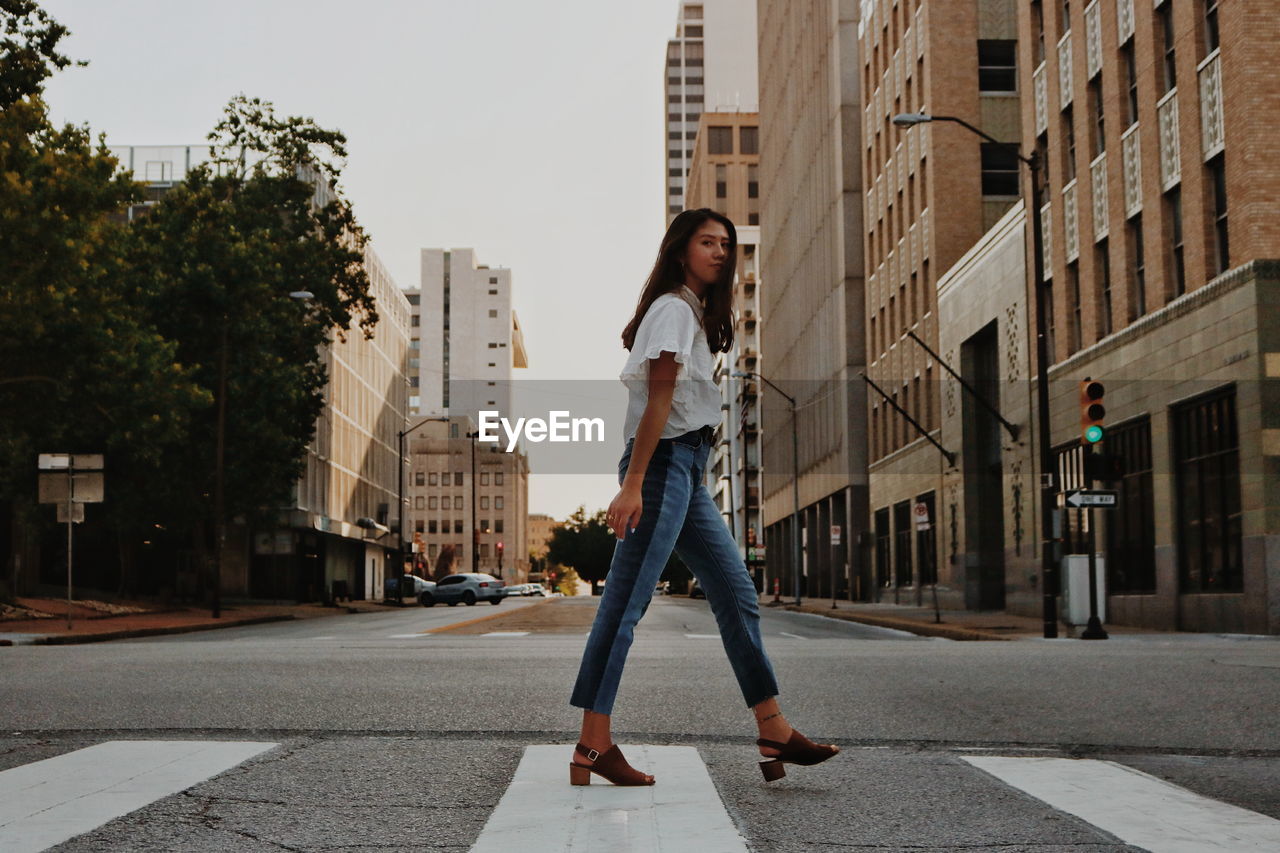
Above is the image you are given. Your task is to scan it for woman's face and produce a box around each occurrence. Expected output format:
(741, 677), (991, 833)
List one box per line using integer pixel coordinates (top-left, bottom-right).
(682, 220), (732, 287)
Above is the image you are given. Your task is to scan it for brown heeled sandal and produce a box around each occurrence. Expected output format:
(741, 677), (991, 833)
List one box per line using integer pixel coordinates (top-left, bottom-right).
(756, 729), (840, 781)
(569, 743), (655, 786)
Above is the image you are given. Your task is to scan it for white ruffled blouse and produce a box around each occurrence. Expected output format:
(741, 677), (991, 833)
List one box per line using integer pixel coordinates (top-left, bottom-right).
(620, 286), (722, 442)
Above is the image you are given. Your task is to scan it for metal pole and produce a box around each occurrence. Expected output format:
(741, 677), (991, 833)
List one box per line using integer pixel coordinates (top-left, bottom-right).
(1029, 152), (1058, 639)
(213, 321), (227, 619)
(470, 433), (478, 574)
(396, 428), (406, 603)
(791, 398), (802, 606)
(65, 475), (73, 630)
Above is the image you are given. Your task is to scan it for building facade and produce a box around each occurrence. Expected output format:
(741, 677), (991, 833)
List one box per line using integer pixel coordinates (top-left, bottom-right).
(665, 0), (760, 223)
(859, 0), (1024, 608)
(404, 415), (531, 582)
(685, 111), (765, 585)
(756, 0), (869, 601)
(1013, 0), (1280, 633)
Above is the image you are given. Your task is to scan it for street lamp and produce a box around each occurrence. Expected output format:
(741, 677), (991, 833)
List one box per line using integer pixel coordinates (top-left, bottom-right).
(397, 415), (449, 604)
(891, 112), (1058, 638)
(731, 370), (803, 606)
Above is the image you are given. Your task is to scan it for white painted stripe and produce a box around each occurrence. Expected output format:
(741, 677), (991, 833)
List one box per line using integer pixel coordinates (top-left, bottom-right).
(0, 740), (277, 853)
(684, 634), (720, 639)
(311, 636), (336, 640)
(471, 745), (746, 853)
(482, 631), (530, 637)
(779, 631), (807, 640)
(387, 633), (432, 638)
(963, 756), (1280, 852)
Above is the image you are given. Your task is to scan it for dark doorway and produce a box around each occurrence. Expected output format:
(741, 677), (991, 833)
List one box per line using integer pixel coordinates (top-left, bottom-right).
(960, 322), (1006, 609)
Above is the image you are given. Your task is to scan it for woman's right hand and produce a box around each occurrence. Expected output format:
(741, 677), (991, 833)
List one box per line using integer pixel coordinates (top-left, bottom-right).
(607, 484), (643, 541)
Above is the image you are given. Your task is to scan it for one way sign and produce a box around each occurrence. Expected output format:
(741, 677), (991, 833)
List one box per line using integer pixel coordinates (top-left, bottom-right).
(1064, 489), (1118, 508)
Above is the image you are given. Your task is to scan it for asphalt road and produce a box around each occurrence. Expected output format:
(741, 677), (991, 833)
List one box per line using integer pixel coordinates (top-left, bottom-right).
(3, 596), (1278, 851)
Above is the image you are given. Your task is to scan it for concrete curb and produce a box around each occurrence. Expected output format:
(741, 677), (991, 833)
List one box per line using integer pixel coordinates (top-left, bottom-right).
(27, 614), (297, 646)
(425, 598), (553, 634)
(784, 605), (1012, 641)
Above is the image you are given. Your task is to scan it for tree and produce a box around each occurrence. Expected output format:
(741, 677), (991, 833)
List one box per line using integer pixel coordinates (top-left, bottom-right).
(546, 506), (616, 594)
(0, 1), (204, 598)
(434, 545), (457, 579)
(127, 95), (378, 594)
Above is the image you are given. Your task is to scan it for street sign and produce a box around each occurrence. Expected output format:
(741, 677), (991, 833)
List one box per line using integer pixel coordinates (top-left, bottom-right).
(913, 501), (931, 530)
(830, 525), (841, 545)
(38, 472), (105, 504)
(56, 502), (85, 524)
(747, 547), (766, 562)
(1064, 489), (1118, 508)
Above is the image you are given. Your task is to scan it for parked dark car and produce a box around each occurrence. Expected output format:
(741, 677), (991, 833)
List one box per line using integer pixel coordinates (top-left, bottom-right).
(384, 575), (435, 599)
(420, 573), (507, 607)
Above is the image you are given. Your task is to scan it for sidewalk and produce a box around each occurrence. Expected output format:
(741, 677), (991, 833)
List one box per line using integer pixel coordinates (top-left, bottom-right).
(768, 595), (1169, 641)
(0, 596), (391, 646)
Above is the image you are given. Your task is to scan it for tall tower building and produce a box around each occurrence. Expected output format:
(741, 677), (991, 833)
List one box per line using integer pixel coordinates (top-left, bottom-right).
(756, 0), (868, 601)
(665, 0), (759, 223)
(860, 0), (1023, 609)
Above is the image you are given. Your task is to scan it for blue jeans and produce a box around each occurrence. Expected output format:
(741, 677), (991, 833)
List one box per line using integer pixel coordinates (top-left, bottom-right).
(570, 428), (779, 715)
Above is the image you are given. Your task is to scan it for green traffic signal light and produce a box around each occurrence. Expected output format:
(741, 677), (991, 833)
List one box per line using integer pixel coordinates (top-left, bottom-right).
(1084, 424), (1104, 444)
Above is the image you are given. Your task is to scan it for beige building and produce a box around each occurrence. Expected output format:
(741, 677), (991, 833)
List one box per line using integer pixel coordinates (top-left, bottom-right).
(1008, 0), (1280, 633)
(526, 512), (556, 581)
(404, 415), (531, 583)
(665, 0), (760, 223)
(756, 0), (868, 600)
(859, 0), (1023, 606)
(686, 111), (765, 584)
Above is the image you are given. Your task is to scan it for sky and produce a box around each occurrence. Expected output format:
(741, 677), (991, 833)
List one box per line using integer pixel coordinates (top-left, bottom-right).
(41, 0), (685, 521)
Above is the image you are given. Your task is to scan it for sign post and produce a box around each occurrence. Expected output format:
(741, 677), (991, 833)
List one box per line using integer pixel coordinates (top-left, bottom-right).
(38, 454), (104, 629)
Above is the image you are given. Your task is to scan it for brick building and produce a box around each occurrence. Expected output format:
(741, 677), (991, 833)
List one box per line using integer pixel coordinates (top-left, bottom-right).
(1017, 0), (1279, 632)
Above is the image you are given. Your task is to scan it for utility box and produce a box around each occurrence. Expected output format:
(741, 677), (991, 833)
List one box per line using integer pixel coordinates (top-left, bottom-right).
(1062, 554), (1106, 626)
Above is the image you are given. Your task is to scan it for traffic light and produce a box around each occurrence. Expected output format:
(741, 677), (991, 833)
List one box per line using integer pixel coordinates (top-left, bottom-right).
(1080, 379), (1105, 444)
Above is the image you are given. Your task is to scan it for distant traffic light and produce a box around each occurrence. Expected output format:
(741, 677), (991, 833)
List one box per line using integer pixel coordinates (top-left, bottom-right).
(1080, 379), (1106, 444)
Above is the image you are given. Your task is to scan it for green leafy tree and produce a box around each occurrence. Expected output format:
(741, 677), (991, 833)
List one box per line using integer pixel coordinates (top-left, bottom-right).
(0, 1), (204, 597)
(128, 95), (378, 579)
(546, 506), (617, 594)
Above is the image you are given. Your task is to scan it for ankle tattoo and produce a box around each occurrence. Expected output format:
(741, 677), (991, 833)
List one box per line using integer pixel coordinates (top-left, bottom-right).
(756, 711), (782, 724)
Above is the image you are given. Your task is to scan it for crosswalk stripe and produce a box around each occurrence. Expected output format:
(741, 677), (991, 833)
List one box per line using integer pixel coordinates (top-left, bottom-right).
(482, 631), (530, 637)
(684, 634), (720, 639)
(471, 745), (747, 852)
(0, 740), (277, 853)
(779, 631), (807, 639)
(387, 633), (433, 638)
(963, 755), (1280, 852)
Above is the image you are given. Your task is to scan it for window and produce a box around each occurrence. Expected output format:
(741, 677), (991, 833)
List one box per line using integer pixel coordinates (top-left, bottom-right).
(481, 496), (489, 510)
(410, 315), (419, 327)
(740, 125), (759, 154)
(893, 501), (913, 587)
(1033, 0), (1046, 63)
(481, 519), (489, 532)
(715, 164), (726, 199)
(1044, 280), (1057, 362)
(1202, 0), (1219, 55)
(1106, 417), (1156, 593)
(977, 40), (1017, 92)
(1166, 187), (1186, 297)
(1062, 105), (1077, 181)
(1209, 153), (1229, 274)
(874, 508), (891, 587)
(414, 472), (425, 486)
(495, 472), (503, 486)
(1089, 79), (1106, 155)
(685, 25), (703, 37)
(495, 518), (504, 533)
(1123, 44), (1139, 127)
(1096, 239), (1113, 338)
(428, 473), (437, 486)
(495, 496), (504, 510)
(454, 520), (463, 533)
(440, 471), (448, 482)
(415, 520), (425, 534)
(480, 543), (489, 559)
(1059, 0), (1071, 32)
(1158, 2), (1177, 93)
(1174, 386), (1241, 593)
(428, 520), (437, 534)
(1128, 215), (1146, 319)
(453, 496), (463, 510)
(980, 144), (1020, 196)
(708, 126), (733, 154)
(748, 213), (759, 225)
(489, 276), (498, 284)
(748, 164), (758, 199)
(488, 309), (498, 318)
(481, 472), (490, 486)
(428, 496), (438, 510)
(454, 471), (464, 486)
(1068, 263), (1082, 354)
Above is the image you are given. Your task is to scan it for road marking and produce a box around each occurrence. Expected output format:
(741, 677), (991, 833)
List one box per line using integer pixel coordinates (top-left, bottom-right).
(311, 636), (336, 640)
(779, 631), (807, 640)
(0, 740), (277, 853)
(483, 631), (530, 637)
(471, 745), (746, 852)
(684, 634), (720, 639)
(387, 633), (434, 639)
(963, 756), (1280, 852)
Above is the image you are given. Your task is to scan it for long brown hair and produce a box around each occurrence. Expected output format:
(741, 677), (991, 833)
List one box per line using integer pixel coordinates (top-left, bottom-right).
(622, 208), (737, 353)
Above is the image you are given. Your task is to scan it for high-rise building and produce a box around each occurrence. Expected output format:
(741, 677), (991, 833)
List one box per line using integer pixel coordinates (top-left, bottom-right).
(665, 0), (759, 223)
(405, 248), (530, 582)
(756, 1), (868, 601)
(685, 111), (764, 584)
(859, 0), (1024, 608)
(1008, 0), (1280, 633)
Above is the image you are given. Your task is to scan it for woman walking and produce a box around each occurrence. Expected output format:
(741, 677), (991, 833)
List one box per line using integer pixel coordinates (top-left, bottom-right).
(568, 209), (839, 786)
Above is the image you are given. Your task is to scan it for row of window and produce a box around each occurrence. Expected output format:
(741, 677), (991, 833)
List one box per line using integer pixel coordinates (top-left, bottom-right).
(413, 471), (505, 486)
(868, 366), (937, 462)
(706, 125), (759, 156)
(414, 518), (504, 535)
(414, 495), (506, 510)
